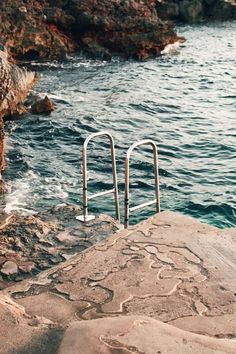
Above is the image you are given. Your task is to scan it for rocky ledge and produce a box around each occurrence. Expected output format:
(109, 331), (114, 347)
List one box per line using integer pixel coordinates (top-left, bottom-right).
(0, 0), (182, 61)
(0, 205), (119, 289)
(1, 211), (236, 353)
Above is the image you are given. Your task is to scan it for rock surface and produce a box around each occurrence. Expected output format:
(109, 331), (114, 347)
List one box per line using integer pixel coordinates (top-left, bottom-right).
(0, 49), (38, 173)
(58, 316), (236, 354)
(0, 205), (119, 287)
(1, 211), (236, 353)
(156, 0), (236, 22)
(0, 0), (181, 60)
(0, 294), (64, 354)
(30, 95), (55, 115)
(0, 50), (38, 118)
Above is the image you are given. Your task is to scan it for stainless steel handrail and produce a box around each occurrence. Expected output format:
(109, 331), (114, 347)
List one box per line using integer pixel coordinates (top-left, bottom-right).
(124, 139), (160, 228)
(76, 131), (120, 223)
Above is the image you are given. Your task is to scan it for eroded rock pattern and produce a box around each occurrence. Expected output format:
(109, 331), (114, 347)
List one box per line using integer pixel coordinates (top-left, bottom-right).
(3, 211), (236, 342)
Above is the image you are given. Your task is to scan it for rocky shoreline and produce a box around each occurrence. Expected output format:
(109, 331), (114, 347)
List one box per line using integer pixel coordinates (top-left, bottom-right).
(0, 0), (235, 178)
(157, 0), (236, 22)
(0, 0), (181, 61)
(0, 3), (236, 352)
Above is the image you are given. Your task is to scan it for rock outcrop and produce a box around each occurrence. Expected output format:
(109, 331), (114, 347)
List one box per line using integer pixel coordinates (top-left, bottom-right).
(58, 316), (236, 354)
(0, 50), (37, 118)
(156, 0), (236, 22)
(0, 0), (181, 61)
(0, 205), (119, 288)
(0, 49), (38, 173)
(1, 211), (236, 353)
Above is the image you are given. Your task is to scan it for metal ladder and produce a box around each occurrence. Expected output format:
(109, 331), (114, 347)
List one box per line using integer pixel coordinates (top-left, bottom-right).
(76, 131), (120, 223)
(124, 139), (160, 228)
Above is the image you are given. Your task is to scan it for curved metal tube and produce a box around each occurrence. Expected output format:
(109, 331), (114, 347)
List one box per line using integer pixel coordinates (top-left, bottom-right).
(124, 139), (160, 228)
(80, 131), (120, 222)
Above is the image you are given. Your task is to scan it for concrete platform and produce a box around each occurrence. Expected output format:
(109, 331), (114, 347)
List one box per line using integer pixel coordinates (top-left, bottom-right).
(1, 211), (236, 353)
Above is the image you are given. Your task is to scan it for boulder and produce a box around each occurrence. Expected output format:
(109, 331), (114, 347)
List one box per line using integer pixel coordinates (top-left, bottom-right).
(30, 96), (55, 115)
(179, 0), (204, 22)
(1, 261), (18, 276)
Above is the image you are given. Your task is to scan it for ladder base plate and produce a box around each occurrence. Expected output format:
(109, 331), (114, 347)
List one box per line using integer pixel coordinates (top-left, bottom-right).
(76, 215), (96, 222)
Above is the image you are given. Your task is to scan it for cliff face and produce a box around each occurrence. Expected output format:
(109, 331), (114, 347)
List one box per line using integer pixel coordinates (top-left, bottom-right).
(0, 50), (38, 172)
(0, 0), (180, 61)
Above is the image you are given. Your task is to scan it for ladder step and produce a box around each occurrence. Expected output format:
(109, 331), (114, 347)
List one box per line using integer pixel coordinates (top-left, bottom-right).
(88, 188), (115, 200)
(130, 199), (156, 212)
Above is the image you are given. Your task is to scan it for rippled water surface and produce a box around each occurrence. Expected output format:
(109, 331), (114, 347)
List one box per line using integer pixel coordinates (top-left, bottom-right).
(3, 23), (236, 228)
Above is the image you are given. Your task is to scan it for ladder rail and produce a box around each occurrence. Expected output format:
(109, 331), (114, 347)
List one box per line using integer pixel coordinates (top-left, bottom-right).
(124, 139), (160, 228)
(79, 131), (120, 223)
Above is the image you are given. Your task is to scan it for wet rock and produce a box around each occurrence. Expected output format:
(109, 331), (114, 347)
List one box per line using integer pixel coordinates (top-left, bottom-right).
(1, 260), (18, 276)
(179, 0), (204, 22)
(156, 0), (236, 22)
(0, 50), (38, 118)
(30, 96), (55, 115)
(0, 205), (119, 286)
(0, 49), (38, 172)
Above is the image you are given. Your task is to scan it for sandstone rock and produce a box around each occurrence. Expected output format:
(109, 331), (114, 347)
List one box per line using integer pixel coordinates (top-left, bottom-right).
(3, 211), (236, 341)
(0, 294), (63, 354)
(18, 261), (35, 273)
(58, 316), (236, 354)
(1, 260), (18, 276)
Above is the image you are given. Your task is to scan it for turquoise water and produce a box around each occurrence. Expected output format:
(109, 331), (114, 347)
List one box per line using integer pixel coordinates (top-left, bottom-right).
(2, 23), (236, 228)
